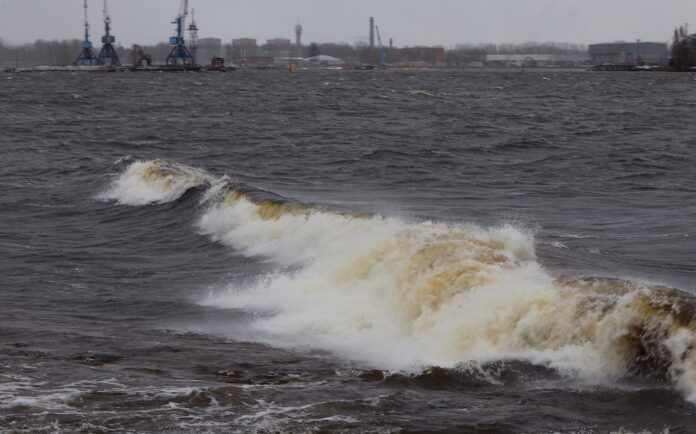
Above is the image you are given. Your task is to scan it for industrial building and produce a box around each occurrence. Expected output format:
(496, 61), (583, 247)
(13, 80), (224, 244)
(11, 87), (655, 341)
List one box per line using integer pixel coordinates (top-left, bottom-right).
(228, 38), (281, 66)
(232, 38), (257, 49)
(589, 42), (668, 66)
(195, 38), (222, 65)
(228, 38), (268, 66)
(485, 54), (589, 68)
(266, 38), (292, 49)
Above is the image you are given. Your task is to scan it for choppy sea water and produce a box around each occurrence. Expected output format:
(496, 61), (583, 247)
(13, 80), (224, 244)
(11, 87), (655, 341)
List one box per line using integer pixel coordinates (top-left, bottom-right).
(1, 69), (696, 433)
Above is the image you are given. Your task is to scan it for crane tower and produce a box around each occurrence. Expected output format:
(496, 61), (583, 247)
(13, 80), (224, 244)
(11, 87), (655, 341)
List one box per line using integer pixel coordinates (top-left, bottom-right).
(187, 8), (199, 64)
(375, 25), (387, 66)
(97, 0), (120, 66)
(74, 0), (98, 65)
(165, 0), (195, 65)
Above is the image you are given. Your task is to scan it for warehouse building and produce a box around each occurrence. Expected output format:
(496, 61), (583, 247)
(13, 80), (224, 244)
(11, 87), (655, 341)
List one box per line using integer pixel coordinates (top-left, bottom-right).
(589, 42), (668, 66)
(230, 38), (271, 66)
(485, 54), (589, 67)
(196, 38), (223, 65)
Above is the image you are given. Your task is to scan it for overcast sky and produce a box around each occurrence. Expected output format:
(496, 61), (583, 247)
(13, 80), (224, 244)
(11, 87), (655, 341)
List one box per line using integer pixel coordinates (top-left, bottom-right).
(0, 0), (693, 47)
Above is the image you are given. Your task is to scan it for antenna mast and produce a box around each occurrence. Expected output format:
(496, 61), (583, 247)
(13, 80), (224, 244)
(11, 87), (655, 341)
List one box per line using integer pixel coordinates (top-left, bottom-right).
(83, 0), (89, 42)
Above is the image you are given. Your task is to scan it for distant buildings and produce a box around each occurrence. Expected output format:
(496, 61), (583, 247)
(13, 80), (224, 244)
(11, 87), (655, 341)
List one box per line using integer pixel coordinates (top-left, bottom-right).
(266, 38), (292, 50)
(589, 42), (669, 66)
(485, 54), (589, 67)
(228, 37), (302, 66)
(232, 38), (257, 49)
(230, 38), (268, 66)
(196, 38), (222, 65)
(433, 47), (446, 63)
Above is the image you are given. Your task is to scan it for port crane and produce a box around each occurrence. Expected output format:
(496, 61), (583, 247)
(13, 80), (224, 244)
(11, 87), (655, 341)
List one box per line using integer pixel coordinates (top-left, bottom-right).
(187, 8), (199, 64)
(74, 0), (98, 65)
(375, 25), (387, 66)
(165, 0), (195, 65)
(97, 0), (120, 66)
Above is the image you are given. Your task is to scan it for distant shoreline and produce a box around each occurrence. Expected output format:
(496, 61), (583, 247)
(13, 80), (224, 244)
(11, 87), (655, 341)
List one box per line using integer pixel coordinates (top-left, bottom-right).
(2, 65), (691, 73)
(1, 65), (588, 73)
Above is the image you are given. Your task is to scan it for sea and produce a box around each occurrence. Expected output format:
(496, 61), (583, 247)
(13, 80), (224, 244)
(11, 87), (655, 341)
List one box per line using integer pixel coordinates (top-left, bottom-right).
(1, 68), (696, 433)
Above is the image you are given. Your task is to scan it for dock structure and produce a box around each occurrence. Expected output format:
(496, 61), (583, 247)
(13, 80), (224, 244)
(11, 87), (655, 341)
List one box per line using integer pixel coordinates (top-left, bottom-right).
(23, 0), (238, 72)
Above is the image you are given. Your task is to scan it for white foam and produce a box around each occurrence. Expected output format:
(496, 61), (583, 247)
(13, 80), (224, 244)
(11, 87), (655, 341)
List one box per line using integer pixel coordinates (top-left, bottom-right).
(197, 194), (696, 401)
(96, 159), (696, 402)
(199, 198), (542, 369)
(98, 160), (212, 206)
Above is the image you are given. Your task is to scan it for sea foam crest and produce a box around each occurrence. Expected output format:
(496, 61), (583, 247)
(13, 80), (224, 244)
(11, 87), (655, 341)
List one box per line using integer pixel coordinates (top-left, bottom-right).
(197, 188), (696, 402)
(100, 159), (696, 402)
(98, 160), (212, 206)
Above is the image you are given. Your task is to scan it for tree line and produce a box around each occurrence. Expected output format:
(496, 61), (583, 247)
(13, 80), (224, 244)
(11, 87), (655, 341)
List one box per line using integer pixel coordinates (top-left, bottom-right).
(670, 25), (696, 71)
(0, 39), (85, 67)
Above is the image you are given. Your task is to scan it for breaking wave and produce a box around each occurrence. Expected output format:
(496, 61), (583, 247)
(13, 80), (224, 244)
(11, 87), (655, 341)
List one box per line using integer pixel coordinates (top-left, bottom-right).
(106, 159), (696, 402)
(97, 159), (212, 206)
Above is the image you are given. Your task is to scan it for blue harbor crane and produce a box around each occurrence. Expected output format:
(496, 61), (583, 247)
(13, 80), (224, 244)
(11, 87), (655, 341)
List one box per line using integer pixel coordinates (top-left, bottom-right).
(97, 0), (120, 66)
(74, 0), (98, 66)
(165, 0), (195, 66)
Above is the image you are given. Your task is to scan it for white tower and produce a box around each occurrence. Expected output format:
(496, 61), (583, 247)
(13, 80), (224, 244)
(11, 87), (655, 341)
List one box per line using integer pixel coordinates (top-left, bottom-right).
(188, 8), (199, 63)
(295, 21), (303, 48)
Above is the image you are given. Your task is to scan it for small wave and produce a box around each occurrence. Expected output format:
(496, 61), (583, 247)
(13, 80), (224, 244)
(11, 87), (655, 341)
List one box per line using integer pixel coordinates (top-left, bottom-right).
(407, 89), (438, 97)
(0, 376), (83, 411)
(97, 159), (212, 206)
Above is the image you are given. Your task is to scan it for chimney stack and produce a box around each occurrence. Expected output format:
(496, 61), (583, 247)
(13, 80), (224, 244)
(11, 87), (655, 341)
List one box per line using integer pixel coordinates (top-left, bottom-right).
(369, 17), (375, 49)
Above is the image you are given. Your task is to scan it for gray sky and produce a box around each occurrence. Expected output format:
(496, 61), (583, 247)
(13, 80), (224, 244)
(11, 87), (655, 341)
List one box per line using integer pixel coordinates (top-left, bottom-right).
(0, 0), (693, 47)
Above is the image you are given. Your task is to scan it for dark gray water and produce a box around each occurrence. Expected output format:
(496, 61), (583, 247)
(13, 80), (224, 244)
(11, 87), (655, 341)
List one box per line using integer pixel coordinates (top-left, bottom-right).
(1, 69), (696, 433)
